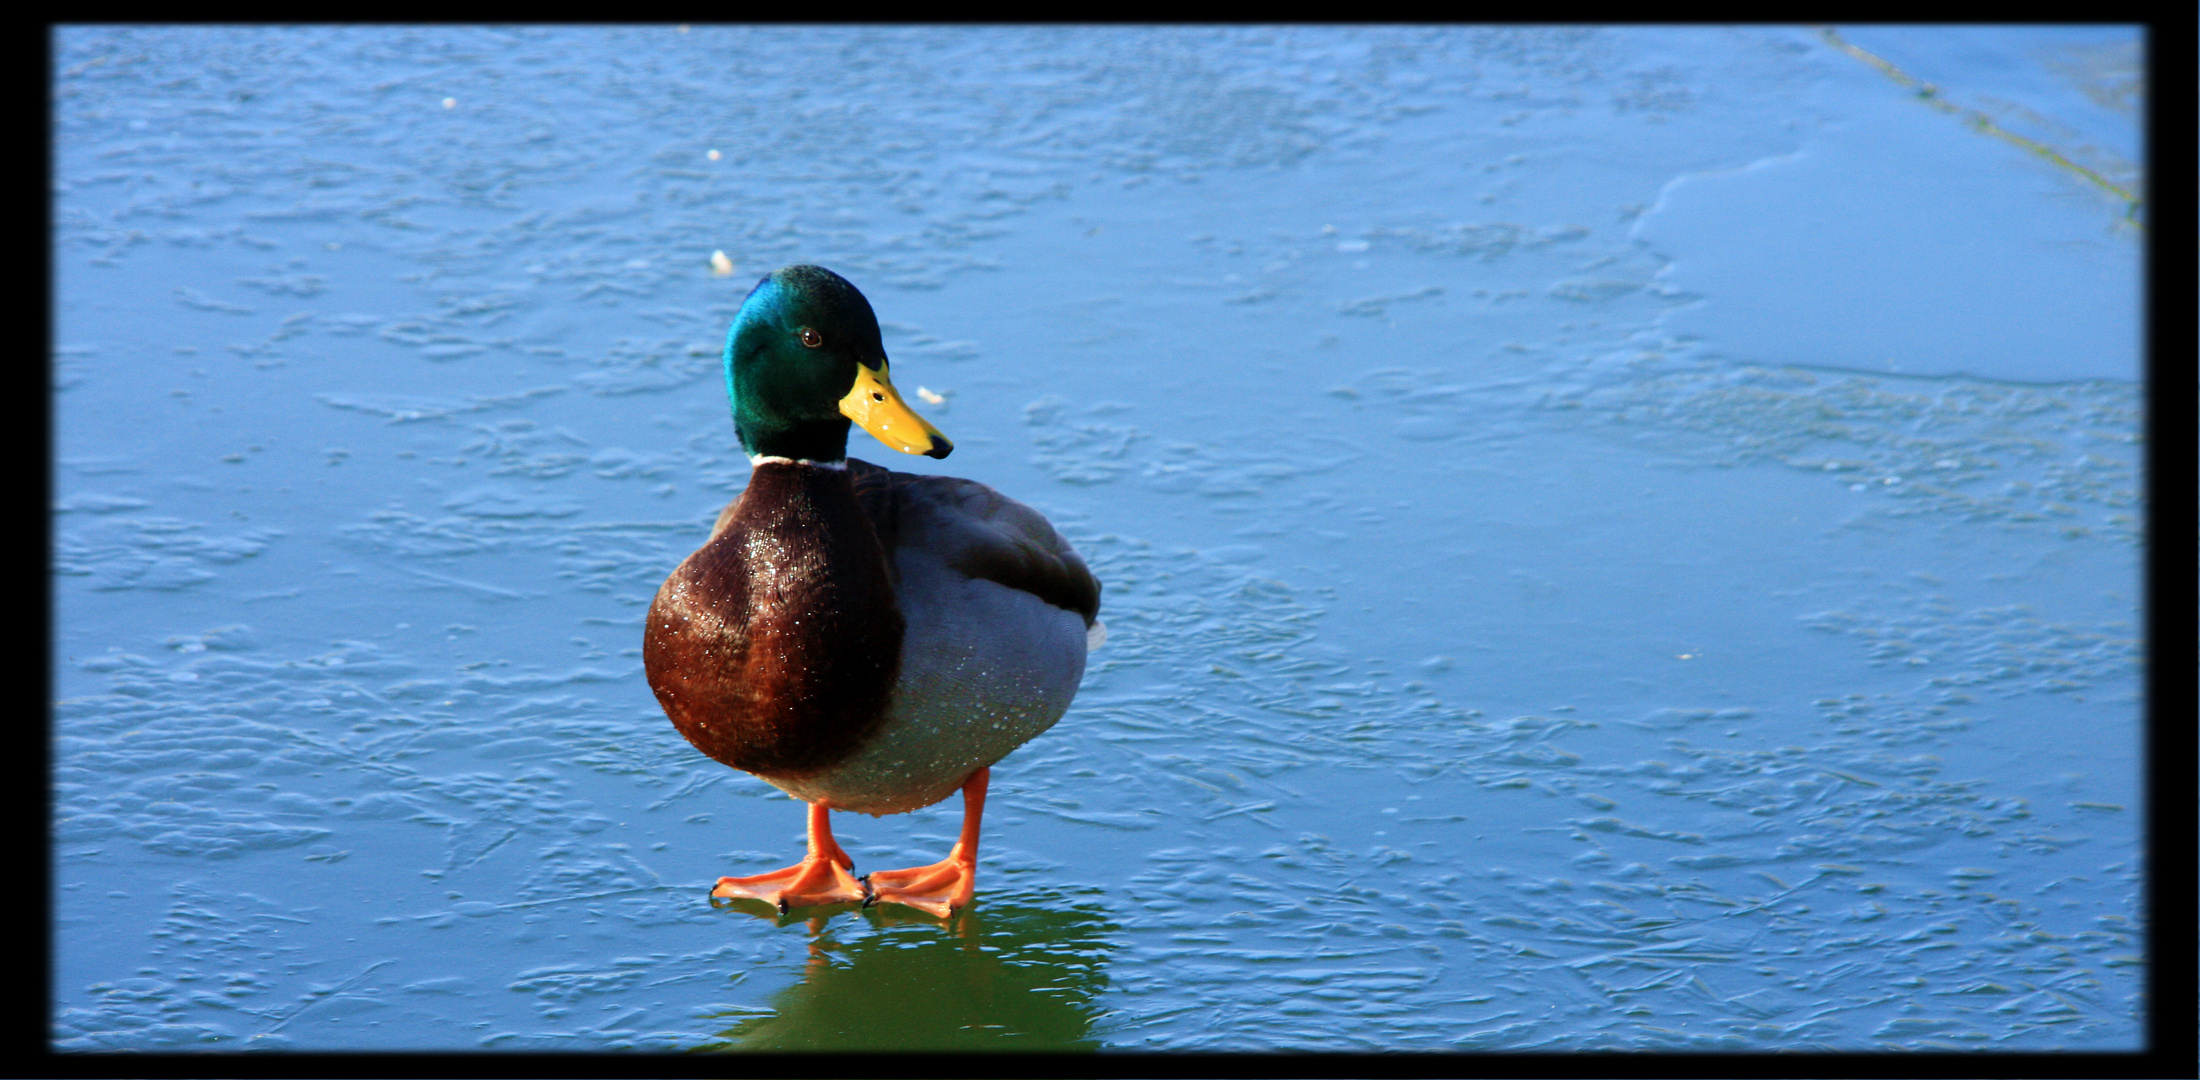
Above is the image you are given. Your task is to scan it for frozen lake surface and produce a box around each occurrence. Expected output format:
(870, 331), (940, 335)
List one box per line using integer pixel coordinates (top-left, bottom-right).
(53, 26), (2143, 1052)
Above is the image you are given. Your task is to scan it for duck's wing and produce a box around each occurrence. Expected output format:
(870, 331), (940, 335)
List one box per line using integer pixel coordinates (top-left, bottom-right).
(847, 457), (1101, 628)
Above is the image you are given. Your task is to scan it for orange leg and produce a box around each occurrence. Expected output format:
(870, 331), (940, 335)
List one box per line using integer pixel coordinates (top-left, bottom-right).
(711, 801), (868, 913)
(865, 767), (988, 918)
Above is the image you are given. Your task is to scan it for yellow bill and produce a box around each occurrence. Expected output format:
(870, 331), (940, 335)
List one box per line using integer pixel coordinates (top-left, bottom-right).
(839, 360), (953, 459)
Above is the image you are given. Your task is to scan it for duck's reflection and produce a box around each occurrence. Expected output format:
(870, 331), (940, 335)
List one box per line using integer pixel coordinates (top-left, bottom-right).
(697, 886), (1117, 1051)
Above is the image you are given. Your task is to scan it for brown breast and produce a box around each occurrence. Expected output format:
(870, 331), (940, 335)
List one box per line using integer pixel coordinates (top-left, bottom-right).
(643, 463), (903, 780)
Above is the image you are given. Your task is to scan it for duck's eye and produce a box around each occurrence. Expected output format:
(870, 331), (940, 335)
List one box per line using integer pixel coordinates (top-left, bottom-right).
(798, 327), (823, 348)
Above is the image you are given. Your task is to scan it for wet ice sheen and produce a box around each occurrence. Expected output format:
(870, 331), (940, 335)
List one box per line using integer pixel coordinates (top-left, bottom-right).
(54, 26), (2140, 1052)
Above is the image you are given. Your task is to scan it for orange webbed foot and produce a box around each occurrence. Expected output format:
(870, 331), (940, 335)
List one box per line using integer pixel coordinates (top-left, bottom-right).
(712, 853), (867, 913)
(712, 802), (867, 913)
(862, 766), (991, 918)
(862, 849), (976, 918)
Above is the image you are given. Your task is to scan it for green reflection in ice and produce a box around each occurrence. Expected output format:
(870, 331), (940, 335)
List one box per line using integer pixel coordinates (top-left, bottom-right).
(695, 887), (1118, 1052)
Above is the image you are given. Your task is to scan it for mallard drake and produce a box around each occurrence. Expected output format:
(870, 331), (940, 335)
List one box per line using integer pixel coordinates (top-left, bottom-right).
(645, 264), (1103, 917)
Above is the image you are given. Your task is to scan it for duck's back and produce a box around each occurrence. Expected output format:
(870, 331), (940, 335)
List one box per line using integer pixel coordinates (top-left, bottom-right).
(768, 459), (1102, 815)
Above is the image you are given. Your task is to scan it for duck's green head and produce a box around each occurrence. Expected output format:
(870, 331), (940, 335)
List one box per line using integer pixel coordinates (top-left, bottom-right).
(724, 264), (952, 463)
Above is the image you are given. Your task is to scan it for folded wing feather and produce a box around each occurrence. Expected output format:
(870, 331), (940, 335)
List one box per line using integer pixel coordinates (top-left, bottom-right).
(847, 458), (1102, 628)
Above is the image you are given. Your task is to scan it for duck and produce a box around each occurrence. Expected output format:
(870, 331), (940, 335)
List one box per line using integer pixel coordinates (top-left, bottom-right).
(644, 264), (1103, 918)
